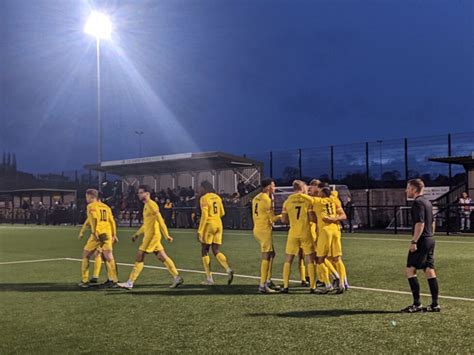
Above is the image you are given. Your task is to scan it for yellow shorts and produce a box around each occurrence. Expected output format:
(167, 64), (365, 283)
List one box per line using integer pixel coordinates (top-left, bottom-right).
(253, 229), (273, 253)
(285, 236), (314, 256)
(329, 232), (343, 257)
(316, 226), (339, 257)
(139, 234), (164, 253)
(200, 224), (223, 245)
(83, 234), (113, 252)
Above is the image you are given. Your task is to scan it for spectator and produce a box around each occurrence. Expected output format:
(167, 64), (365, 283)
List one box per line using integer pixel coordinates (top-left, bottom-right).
(459, 192), (473, 232)
(163, 198), (174, 227)
(175, 196), (188, 228)
(343, 196), (354, 232)
(237, 179), (247, 197)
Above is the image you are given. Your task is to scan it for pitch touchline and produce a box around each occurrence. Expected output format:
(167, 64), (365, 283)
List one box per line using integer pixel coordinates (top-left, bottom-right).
(1, 226), (473, 244)
(62, 257), (473, 302)
(1, 257), (472, 302)
(0, 258), (66, 265)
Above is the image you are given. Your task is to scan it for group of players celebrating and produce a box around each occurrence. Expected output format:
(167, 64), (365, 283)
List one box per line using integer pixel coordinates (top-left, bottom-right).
(253, 178), (347, 294)
(77, 178), (347, 295)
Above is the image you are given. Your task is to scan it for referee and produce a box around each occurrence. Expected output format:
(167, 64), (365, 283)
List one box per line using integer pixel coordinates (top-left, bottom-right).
(401, 178), (440, 313)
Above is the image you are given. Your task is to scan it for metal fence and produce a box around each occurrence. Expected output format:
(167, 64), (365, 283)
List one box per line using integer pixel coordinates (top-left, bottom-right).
(2, 132), (472, 193)
(3, 203), (473, 236)
(246, 132), (474, 187)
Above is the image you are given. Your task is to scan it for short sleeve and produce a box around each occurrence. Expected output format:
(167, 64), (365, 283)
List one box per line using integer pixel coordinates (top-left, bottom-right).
(412, 200), (425, 224)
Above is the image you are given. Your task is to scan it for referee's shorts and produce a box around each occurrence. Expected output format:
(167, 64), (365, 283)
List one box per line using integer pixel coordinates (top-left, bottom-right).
(406, 237), (435, 270)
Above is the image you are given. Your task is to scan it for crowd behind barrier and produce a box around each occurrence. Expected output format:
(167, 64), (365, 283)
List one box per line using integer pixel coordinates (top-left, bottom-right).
(2, 193), (473, 235)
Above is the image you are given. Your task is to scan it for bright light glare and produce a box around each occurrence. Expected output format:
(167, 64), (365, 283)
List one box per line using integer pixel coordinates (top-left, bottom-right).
(84, 11), (112, 40)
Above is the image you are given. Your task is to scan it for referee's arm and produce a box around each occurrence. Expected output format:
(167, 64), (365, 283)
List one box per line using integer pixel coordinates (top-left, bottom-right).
(410, 202), (425, 251)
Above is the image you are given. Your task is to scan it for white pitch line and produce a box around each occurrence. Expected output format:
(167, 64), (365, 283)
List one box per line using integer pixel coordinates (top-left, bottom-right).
(342, 237), (474, 244)
(63, 257), (474, 302)
(0, 258), (66, 265)
(1, 226), (473, 244)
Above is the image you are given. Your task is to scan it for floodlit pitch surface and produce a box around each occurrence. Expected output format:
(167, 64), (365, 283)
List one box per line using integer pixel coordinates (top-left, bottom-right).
(1, 226), (473, 353)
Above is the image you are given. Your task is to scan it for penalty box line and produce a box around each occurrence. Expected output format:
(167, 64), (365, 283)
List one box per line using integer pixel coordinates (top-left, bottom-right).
(63, 257), (474, 302)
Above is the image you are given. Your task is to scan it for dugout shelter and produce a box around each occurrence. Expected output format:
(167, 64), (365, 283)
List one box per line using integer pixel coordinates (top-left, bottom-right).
(85, 151), (263, 195)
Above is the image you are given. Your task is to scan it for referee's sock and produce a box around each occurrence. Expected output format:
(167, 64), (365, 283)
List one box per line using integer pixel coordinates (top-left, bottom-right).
(427, 277), (439, 306)
(408, 276), (421, 306)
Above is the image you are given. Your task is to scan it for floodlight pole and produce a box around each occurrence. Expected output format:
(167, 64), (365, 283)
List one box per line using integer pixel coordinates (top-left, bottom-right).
(96, 37), (103, 192)
(135, 131), (144, 158)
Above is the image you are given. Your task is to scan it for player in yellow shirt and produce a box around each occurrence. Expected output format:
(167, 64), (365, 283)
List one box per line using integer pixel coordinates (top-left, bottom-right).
(313, 186), (347, 294)
(252, 178), (282, 293)
(117, 185), (183, 289)
(78, 216), (104, 283)
(280, 180), (317, 293)
(198, 181), (233, 285)
(79, 189), (119, 288)
(308, 180), (340, 287)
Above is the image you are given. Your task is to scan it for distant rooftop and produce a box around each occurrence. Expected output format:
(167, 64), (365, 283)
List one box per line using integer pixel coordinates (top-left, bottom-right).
(85, 151), (263, 176)
(429, 152), (474, 167)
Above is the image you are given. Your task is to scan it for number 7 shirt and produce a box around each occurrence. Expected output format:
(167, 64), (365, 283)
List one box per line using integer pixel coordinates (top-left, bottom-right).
(282, 193), (313, 239)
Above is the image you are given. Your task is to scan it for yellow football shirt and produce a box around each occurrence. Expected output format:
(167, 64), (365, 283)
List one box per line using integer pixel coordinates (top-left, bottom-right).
(87, 201), (114, 236)
(141, 199), (169, 238)
(198, 193), (225, 235)
(313, 196), (340, 230)
(282, 193), (313, 239)
(252, 192), (275, 232)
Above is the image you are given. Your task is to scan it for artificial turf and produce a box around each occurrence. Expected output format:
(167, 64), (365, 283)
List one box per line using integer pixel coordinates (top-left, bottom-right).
(0, 225), (473, 353)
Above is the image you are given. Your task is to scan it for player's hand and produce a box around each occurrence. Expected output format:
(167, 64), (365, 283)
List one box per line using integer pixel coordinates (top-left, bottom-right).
(112, 235), (119, 243)
(131, 234), (138, 243)
(92, 233), (99, 241)
(409, 243), (417, 253)
(78, 233), (84, 240)
(167, 236), (174, 243)
(322, 217), (337, 223)
(197, 233), (202, 243)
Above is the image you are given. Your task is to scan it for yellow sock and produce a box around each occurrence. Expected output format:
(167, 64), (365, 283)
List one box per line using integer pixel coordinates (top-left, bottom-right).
(260, 259), (269, 286)
(307, 263), (316, 289)
(334, 259), (347, 285)
(202, 255), (211, 278)
(317, 263), (330, 286)
(129, 261), (144, 282)
(93, 255), (102, 279)
(163, 257), (179, 278)
(324, 259), (339, 279)
(81, 258), (89, 283)
(283, 262), (291, 288)
(267, 257), (273, 281)
(105, 260), (118, 282)
(215, 252), (230, 271)
(299, 258), (306, 281)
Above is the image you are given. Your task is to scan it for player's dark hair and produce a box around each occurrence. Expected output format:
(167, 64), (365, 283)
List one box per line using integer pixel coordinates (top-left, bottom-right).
(86, 189), (98, 198)
(138, 185), (151, 192)
(408, 178), (425, 193)
(201, 180), (215, 193)
(318, 182), (329, 189)
(261, 178), (274, 189)
(321, 187), (332, 197)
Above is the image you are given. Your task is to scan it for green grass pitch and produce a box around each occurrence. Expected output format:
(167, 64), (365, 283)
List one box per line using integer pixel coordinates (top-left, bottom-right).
(0, 225), (473, 353)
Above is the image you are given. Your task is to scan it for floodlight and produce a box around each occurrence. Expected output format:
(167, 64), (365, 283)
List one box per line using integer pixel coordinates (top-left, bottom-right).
(84, 11), (112, 40)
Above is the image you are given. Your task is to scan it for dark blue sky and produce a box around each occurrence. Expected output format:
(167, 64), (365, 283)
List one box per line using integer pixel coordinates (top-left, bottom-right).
(1, 0), (473, 173)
